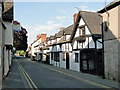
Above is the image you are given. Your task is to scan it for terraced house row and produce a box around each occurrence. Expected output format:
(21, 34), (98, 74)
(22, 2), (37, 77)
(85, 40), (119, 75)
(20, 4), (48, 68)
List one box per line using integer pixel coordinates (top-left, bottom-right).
(0, 1), (13, 82)
(28, 0), (120, 82)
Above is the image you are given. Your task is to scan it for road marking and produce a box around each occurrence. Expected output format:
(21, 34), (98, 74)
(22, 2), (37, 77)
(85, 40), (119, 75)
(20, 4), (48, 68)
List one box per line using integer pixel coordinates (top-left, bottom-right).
(16, 59), (39, 90)
(18, 66), (34, 89)
(32, 61), (114, 89)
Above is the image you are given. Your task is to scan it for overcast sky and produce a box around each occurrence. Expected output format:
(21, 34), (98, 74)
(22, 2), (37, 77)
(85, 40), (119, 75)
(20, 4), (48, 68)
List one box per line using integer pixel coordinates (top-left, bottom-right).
(14, 1), (111, 46)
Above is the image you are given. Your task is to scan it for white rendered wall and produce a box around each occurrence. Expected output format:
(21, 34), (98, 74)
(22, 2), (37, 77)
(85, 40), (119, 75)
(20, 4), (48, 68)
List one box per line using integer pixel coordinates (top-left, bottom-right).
(4, 49), (9, 76)
(70, 51), (80, 72)
(4, 21), (13, 45)
(60, 52), (66, 69)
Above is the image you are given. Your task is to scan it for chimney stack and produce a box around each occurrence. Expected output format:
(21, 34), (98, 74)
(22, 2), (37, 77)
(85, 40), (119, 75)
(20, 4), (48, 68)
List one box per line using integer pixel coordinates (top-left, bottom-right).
(73, 13), (78, 23)
(41, 34), (47, 42)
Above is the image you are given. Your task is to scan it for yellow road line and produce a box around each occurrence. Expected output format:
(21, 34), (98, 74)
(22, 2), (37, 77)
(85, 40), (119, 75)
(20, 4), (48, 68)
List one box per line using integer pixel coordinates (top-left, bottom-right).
(23, 69), (39, 89)
(18, 62), (39, 90)
(32, 61), (114, 89)
(16, 59), (38, 90)
(18, 66), (34, 90)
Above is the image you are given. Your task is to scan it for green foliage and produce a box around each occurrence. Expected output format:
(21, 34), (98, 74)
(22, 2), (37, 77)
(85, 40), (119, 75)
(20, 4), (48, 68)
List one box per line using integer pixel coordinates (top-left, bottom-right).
(15, 50), (26, 56)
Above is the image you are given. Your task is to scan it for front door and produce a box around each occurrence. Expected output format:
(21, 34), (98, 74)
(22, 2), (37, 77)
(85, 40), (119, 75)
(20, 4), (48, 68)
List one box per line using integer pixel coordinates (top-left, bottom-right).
(66, 53), (69, 69)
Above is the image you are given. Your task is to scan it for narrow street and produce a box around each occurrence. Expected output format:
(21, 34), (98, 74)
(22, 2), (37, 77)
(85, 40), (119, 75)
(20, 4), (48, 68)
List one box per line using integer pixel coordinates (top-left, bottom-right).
(2, 57), (119, 89)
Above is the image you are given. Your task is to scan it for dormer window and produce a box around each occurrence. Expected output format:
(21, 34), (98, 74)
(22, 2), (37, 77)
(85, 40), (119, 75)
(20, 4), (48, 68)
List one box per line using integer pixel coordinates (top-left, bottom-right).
(63, 31), (66, 41)
(81, 26), (85, 36)
(79, 25), (85, 36)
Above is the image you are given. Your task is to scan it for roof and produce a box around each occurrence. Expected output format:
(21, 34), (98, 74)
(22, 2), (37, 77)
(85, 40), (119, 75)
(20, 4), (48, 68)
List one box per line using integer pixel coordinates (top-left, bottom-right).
(56, 36), (71, 45)
(70, 11), (102, 41)
(56, 30), (64, 38)
(2, 2), (13, 22)
(49, 35), (56, 40)
(80, 11), (102, 34)
(56, 25), (74, 38)
(64, 24), (74, 35)
(98, 0), (120, 13)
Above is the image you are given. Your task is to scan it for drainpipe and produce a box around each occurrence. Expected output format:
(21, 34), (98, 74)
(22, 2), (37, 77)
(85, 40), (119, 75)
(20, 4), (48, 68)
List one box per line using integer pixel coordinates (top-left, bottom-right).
(101, 15), (105, 79)
(94, 39), (98, 75)
(105, 0), (110, 26)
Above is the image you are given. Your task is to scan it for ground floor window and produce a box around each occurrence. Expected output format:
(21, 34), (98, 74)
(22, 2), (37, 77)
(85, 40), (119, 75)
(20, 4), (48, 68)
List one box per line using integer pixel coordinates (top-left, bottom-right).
(62, 52), (65, 61)
(54, 52), (59, 62)
(75, 53), (79, 62)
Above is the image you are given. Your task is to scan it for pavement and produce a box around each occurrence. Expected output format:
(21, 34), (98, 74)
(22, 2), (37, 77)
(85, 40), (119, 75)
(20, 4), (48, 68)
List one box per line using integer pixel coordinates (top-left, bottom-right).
(2, 57), (120, 89)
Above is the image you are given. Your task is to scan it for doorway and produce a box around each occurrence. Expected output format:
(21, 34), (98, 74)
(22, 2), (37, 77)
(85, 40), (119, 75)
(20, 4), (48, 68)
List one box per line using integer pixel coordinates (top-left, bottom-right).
(80, 49), (103, 76)
(66, 53), (69, 69)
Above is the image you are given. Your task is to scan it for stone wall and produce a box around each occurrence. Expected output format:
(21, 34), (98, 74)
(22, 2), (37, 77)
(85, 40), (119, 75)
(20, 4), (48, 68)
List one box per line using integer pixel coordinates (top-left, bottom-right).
(104, 39), (119, 81)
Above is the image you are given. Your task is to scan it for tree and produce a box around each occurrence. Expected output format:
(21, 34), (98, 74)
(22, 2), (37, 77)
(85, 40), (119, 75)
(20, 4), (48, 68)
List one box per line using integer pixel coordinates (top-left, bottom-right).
(13, 22), (28, 51)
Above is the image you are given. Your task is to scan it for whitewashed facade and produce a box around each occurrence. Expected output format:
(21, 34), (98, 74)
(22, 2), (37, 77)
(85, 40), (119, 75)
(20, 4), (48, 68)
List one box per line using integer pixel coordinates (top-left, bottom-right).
(0, 1), (13, 81)
(70, 11), (103, 75)
(49, 25), (73, 69)
(30, 39), (41, 60)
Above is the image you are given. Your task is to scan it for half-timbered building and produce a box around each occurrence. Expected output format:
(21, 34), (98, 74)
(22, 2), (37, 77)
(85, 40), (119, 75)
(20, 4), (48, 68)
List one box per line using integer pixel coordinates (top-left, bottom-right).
(70, 11), (103, 76)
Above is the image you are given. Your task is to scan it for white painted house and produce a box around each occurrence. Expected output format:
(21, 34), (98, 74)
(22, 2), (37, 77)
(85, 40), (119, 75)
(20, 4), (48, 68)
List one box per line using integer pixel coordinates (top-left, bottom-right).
(30, 34), (47, 61)
(49, 25), (74, 69)
(30, 38), (42, 61)
(49, 35), (57, 65)
(70, 11), (103, 76)
(2, 2), (13, 77)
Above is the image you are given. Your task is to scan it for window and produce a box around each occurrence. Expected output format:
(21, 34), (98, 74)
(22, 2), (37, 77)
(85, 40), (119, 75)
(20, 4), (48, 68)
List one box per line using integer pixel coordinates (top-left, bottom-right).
(54, 52), (59, 62)
(79, 26), (85, 36)
(75, 53), (79, 62)
(63, 52), (65, 61)
(81, 27), (85, 35)
(63, 31), (66, 41)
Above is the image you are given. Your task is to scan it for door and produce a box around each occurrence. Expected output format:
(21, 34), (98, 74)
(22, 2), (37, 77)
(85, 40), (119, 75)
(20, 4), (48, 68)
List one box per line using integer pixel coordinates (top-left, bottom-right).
(80, 49), (96, 74)
(80, 49), (103, 76)
(66, 53), (69, 69)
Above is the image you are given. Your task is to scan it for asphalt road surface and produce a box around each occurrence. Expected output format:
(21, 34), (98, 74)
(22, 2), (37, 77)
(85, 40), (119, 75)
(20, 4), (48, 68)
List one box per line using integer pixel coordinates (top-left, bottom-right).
(3, 57), (119, 89)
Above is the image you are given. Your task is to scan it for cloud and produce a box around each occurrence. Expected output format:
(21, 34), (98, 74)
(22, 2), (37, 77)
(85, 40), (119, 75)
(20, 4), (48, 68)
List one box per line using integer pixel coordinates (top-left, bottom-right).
(57, 9), (67, 14)
(24, 21), (62, 46)
(56, 16), (67, 22)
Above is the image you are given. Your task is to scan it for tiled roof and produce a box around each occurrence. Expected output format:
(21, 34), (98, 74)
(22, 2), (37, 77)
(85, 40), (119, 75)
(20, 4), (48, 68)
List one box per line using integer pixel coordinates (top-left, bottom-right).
(56, 37), (71, 45)
(64, 24), (74, 35)
(70, 11), (102, 41)
(56, 30), (64, 38)
(49, 35), (56, 40)
(80, 11), (102, 34)
(56, 25), (74, 38)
